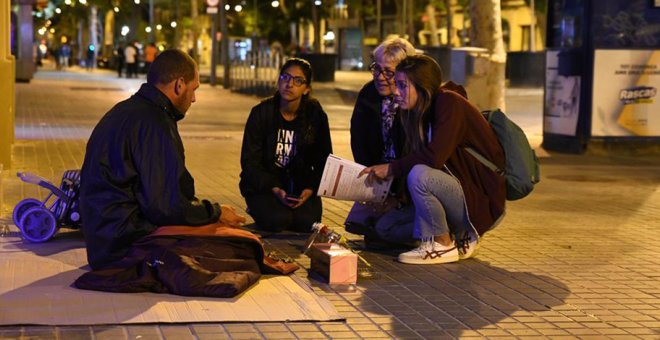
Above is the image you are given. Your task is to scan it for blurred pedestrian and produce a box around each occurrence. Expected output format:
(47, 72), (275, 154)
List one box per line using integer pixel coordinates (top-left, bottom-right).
(114, 43), (125, 77)
(59, 42), (71, 70)
(124, 42), (138, 78)
(143, 42), (158, 73)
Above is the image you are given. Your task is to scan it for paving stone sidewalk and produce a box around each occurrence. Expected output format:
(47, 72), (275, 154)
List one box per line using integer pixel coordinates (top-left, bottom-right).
(1, 66), (660, 339)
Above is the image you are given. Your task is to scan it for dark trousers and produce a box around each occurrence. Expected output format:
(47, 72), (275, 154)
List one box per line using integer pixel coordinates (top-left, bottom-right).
(245, 193), (322, 233)
(117, 60), (125, 77)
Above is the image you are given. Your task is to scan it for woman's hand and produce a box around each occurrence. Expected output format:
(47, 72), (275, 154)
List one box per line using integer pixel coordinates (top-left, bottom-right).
(272, 187), (313, 209)
(272, 187), (290, 206)
(358, 163), (391, 185)
(220, 204), (247, 227)
(289, 189), (313, 209)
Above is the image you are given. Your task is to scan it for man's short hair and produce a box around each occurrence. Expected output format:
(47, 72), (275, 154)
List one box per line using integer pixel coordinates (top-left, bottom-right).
(372, 37), (417, 65)
(147, 49), (197, 85)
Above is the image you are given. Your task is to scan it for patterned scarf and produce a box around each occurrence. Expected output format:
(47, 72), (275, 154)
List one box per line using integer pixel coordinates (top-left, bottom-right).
(381, 96), (398, 162)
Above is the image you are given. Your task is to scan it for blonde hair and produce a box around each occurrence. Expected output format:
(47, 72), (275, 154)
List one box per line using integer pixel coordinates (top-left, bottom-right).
(372, 37), (417, 65)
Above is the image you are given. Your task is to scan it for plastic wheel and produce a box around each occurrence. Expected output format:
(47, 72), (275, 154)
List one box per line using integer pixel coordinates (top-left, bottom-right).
(19, 206), (58, 243)
(12, 198), (42, 230)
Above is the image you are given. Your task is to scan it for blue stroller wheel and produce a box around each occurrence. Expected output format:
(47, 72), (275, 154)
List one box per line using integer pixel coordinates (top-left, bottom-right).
(12, 198), (42, 230)
(19, 207), (58, 243)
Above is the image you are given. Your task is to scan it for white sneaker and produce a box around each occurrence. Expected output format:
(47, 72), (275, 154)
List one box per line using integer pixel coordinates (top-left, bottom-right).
(398, 241), (459, 264)
(457, 230), (479, 260)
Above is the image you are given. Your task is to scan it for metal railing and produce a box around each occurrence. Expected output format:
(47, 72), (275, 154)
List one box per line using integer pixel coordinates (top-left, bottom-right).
(229, 51), (286, 97)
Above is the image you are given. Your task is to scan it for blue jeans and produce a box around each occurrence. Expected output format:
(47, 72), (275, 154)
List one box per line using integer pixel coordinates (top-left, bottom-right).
(374, 164), (472, 243)
(407, 164), (471, 240)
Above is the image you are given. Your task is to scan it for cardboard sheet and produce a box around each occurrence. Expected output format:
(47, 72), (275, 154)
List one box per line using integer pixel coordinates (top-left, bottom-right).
(0, 227), (342, 325)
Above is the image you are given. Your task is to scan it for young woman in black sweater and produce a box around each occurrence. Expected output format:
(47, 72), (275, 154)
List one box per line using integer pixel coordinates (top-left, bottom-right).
(239, 58), (332, 232)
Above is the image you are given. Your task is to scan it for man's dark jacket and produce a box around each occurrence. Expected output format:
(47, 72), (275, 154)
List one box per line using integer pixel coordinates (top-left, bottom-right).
(80, 83), (220, 270)
(239, 95), (332, 197)
(350, 80), (405, 167)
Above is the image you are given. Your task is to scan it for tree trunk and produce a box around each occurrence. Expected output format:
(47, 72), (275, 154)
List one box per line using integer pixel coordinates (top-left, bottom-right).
(444, 0), (453, 47)
(426, 4), (439, 46)
(470, 0), (506, 111)
(190, 0), (199, 62)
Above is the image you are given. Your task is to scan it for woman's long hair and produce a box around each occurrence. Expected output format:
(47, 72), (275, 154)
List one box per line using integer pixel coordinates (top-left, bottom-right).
(396, 55), (443, 153)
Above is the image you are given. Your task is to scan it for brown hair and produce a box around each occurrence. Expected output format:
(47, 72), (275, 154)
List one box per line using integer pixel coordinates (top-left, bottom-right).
(147, 49), (196, 85)
(395, 55), (443, 153)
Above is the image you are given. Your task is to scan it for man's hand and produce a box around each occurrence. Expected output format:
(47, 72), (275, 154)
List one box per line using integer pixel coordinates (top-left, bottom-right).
(220, 204), (247, 227)
(358, 163), (391, 185)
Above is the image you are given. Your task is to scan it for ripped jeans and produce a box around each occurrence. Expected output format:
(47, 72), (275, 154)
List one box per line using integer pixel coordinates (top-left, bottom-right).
(375, 164), (472, 242)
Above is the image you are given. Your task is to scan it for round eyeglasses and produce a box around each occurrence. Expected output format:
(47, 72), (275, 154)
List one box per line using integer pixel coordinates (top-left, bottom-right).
(279, 73), (307, 87)
(369, 62), (395, 80)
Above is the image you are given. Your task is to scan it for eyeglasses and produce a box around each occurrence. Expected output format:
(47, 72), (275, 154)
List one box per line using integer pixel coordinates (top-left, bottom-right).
(279, 73), (307, 86)
(369, 62), (395, 80)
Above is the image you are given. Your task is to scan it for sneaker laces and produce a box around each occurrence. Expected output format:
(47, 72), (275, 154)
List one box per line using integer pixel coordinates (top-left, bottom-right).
(456, 231), (474, 254)
(416, 239), (456, 260)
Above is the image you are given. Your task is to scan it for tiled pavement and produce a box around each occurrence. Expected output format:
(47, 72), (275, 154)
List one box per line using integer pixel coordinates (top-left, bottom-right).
(1, 65), (660, 339)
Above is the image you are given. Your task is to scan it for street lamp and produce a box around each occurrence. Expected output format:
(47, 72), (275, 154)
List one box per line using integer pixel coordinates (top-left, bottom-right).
(271, 0), (279, 7)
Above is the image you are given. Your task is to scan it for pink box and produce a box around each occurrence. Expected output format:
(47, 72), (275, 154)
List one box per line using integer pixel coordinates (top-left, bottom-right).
(309, 243), (358, 285)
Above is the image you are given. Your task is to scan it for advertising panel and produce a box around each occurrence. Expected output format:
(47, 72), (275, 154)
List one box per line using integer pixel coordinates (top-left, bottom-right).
(592, 50), (660, 137)
(544, 50), (580, 136)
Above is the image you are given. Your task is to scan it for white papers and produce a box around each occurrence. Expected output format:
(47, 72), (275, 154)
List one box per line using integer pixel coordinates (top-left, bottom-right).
(317, 154), (392, 203)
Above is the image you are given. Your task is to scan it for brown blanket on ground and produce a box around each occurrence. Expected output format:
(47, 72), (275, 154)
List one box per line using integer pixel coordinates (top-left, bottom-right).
(74, 222), (299, 298)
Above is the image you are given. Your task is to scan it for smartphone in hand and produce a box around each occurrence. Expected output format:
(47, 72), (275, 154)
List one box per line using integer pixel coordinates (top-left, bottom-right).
(285, 195), (300, 203)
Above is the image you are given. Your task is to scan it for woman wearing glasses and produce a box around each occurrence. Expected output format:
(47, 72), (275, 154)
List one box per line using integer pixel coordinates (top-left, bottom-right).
(344, 37), (418, 248)
(360, 55), (506, 264)
(239, 58), (332, 233)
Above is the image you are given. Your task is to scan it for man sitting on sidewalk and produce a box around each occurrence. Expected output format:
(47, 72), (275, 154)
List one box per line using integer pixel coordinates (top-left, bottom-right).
(80, 49), (244, 270)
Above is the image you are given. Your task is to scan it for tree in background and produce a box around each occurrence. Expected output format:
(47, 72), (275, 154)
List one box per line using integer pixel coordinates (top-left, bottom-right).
(470, 0), (506, 110)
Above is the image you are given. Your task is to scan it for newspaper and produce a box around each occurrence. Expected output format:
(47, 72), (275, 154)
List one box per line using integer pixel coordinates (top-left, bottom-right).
(317, 154), (392, 203)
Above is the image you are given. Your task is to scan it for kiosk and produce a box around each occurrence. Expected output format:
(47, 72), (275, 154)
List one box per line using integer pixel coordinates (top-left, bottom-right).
(543, 0), (660, 153)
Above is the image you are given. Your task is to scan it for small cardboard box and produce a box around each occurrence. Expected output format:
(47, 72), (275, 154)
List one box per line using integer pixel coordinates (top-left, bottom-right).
(308, 243), (358, 285)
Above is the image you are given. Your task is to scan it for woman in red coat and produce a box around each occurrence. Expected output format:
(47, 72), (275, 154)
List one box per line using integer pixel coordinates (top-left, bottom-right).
(361, 55), (506, 265)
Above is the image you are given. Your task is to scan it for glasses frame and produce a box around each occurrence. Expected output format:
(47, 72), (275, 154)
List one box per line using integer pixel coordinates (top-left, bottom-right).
(278, 72), (307, 87)
(368, 62), (395, 80)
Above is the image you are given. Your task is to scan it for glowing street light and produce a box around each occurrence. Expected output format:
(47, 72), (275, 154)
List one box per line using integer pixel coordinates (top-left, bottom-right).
(145, 26), (152, 33)
(55, 8), (61, 14)
(271, 1), (279, 7)
(170, 21), (177, 28)
(121, 25), (130, 36)
(234, 5), (242, 12)
(156, 24), (162, 30)
(113, 6), (119, 12)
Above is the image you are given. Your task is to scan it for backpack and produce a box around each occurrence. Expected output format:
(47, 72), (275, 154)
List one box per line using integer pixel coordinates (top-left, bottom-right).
(465, 109), (540, 200)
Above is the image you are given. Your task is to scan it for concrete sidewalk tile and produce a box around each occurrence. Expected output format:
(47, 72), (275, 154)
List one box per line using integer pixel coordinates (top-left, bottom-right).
(91, 326), (128, 338)
(255, 332), (296, 340)
(196, 333), (232, 340)
(190, 324), (226, 334)
(159, 325), (195, 337)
